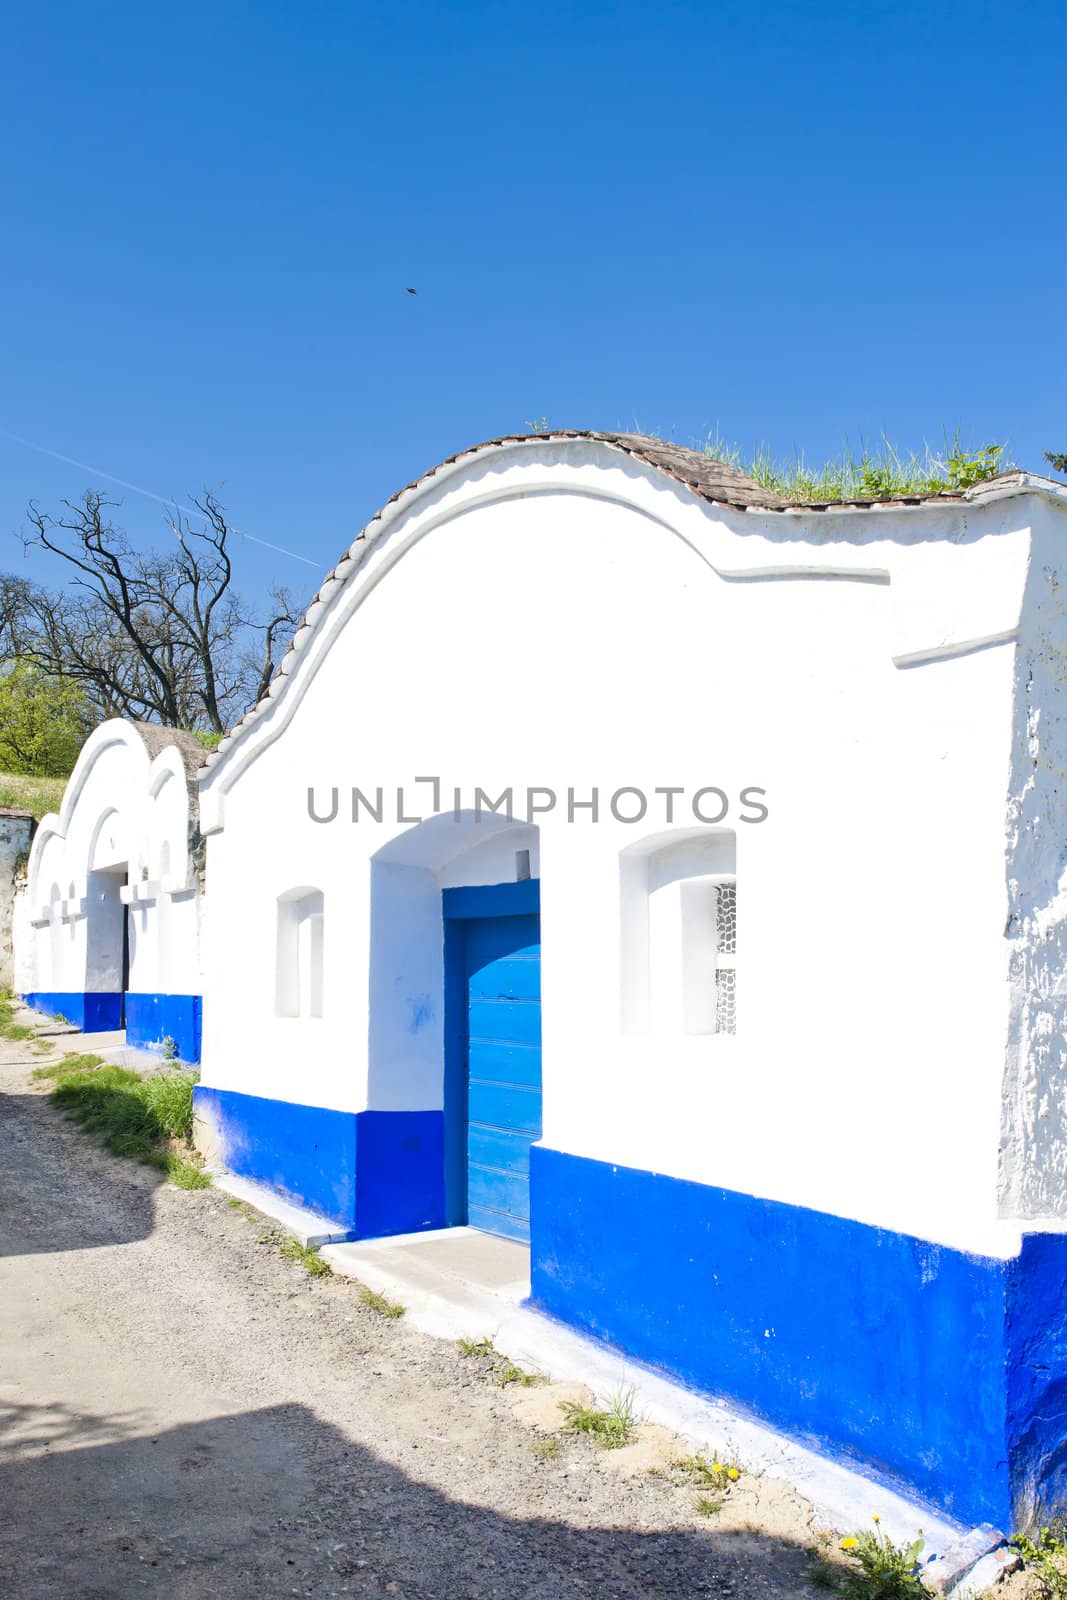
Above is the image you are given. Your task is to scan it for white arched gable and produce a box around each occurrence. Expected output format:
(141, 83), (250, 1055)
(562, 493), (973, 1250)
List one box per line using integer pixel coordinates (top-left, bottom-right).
(25, 721), (151, 912)
(198, 435), (895, 833)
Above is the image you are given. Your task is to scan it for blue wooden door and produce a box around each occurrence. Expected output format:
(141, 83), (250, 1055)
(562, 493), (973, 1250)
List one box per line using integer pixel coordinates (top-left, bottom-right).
(464, 912), (542, 1242)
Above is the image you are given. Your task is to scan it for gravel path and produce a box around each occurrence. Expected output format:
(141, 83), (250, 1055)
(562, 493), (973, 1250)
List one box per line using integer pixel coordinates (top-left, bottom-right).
(0, 1025), (823, 1600)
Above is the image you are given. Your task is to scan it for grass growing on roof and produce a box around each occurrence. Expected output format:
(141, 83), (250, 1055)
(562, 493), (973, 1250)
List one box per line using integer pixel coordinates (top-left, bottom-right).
(701, 429), (1009, 503)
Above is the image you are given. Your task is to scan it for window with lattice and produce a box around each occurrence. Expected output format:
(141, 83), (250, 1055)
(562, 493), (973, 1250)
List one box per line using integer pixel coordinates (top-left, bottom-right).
(621, 831), (737, 1038)
(679, 875), (737, 1036)
(713, 882), (736, 1035)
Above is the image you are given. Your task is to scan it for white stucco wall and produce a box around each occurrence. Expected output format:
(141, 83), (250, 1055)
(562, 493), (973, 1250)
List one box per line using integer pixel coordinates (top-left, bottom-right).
(1000, 496), (1067, 1219)
(21, 721), (203, 1000)
(197, 440), (1067, 1259)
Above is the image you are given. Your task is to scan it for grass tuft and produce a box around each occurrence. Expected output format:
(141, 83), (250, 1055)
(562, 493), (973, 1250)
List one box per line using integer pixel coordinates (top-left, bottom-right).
(457, 1334), (497, 1358)
(457, 1333), (544, 1385)
(695, 1493), (724, 1517)
(138, 1070), (196, 1140)
(359, 1287), (405, 1319)
(33, 1052), (208, 1186)
(532, 1433), (564, 1462)
(279, 1237), (332, 1278)
(496, 1361), (547, 1388)
(674, 1448), (744, 1492)
(559, 1385), (638, 1449)
(0, 992), (34, 1041)
(167, 1156), (213, 1190)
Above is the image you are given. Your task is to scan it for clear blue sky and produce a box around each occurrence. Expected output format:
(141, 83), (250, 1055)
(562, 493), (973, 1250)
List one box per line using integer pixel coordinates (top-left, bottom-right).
(1, 1), (1063, 607)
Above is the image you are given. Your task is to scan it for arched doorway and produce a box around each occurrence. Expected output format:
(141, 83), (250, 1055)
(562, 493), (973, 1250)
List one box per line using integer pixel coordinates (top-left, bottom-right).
(369, 812), (541, 1242)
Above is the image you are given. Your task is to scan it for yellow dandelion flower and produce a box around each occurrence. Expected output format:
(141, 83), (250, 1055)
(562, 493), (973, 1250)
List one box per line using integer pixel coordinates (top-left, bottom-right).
(840, 1537), (859, 1550)
(728, 1468), (740, 1481)
(872, 1514), (881, 1524)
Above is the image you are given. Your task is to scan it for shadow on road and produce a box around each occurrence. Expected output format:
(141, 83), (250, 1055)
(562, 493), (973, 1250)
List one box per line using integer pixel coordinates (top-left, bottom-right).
(0, 1082), (159, 1256)
(0, 1397), (821, 1599)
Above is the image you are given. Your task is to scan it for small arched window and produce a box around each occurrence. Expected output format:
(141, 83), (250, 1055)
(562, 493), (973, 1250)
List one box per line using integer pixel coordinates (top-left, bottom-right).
(275, 887), (324, 1019)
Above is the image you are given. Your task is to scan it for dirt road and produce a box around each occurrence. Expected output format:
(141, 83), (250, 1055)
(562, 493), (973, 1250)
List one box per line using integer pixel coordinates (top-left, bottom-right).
(0, 1028), (820, 1599)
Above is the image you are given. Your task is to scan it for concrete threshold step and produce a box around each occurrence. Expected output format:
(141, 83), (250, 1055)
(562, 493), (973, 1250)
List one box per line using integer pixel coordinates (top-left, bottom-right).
(207, 1170), (355, 1247)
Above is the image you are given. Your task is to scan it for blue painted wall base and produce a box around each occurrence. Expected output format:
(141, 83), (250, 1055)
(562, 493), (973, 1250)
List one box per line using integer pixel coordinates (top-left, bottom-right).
(529, 1145), (1067, 1532)
(193, 1086), (445, 1238)
(20, 991), (122, 1032)
(125, 993), (202, 1063)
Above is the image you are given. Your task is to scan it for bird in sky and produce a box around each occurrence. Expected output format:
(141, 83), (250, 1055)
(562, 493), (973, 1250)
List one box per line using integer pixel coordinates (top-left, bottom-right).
(406, 287), (417, 295)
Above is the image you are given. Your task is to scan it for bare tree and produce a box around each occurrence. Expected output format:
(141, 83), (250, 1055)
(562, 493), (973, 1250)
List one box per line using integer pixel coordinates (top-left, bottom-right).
(0, 574), (36, 657)
(14, 491), (305, 732)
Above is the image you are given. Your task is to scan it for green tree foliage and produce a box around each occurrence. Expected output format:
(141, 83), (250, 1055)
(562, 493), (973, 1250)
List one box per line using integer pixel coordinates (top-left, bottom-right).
(0, 662), (92, 776)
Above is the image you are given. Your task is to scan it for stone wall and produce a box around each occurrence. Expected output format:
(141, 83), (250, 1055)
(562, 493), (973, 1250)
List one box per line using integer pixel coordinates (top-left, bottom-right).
(0, 808), (34, 992)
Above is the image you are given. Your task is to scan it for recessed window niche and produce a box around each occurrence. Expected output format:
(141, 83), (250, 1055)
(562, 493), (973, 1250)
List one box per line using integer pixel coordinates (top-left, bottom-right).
(621, 829), (736, 1037)
(275, 887), (325, 1019)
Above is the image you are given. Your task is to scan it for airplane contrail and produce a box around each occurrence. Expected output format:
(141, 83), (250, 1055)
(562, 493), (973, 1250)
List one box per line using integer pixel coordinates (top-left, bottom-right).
(0, 425), (323, 569)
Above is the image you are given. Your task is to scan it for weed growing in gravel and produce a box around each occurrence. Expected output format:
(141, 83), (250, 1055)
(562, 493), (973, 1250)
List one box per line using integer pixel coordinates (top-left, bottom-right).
(359, 1287), (405, 1319)
(532, 1434), (564, 1462)
(1012, 1527), (1067, 1598)
(674, 1448), (744, 1491)
(808, 1556), (841, 1591)
(34, 1053), (209, 1188)
(278, 1237), (332, 1278)
(559, 1386), (638, 1449)
(806, 1535), (846, 1591)
(837, 1519), (931, 1598)
(457, 1335), (497, 1358)
(169, 1157), (213, 1190)
(226, 1197), (259, 1221)
(457, 1334), (543, 1385)
(31, 1038), (54, 1053)
(694, 1494), (723, 1517)
(496, 1361), (547, 1388)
